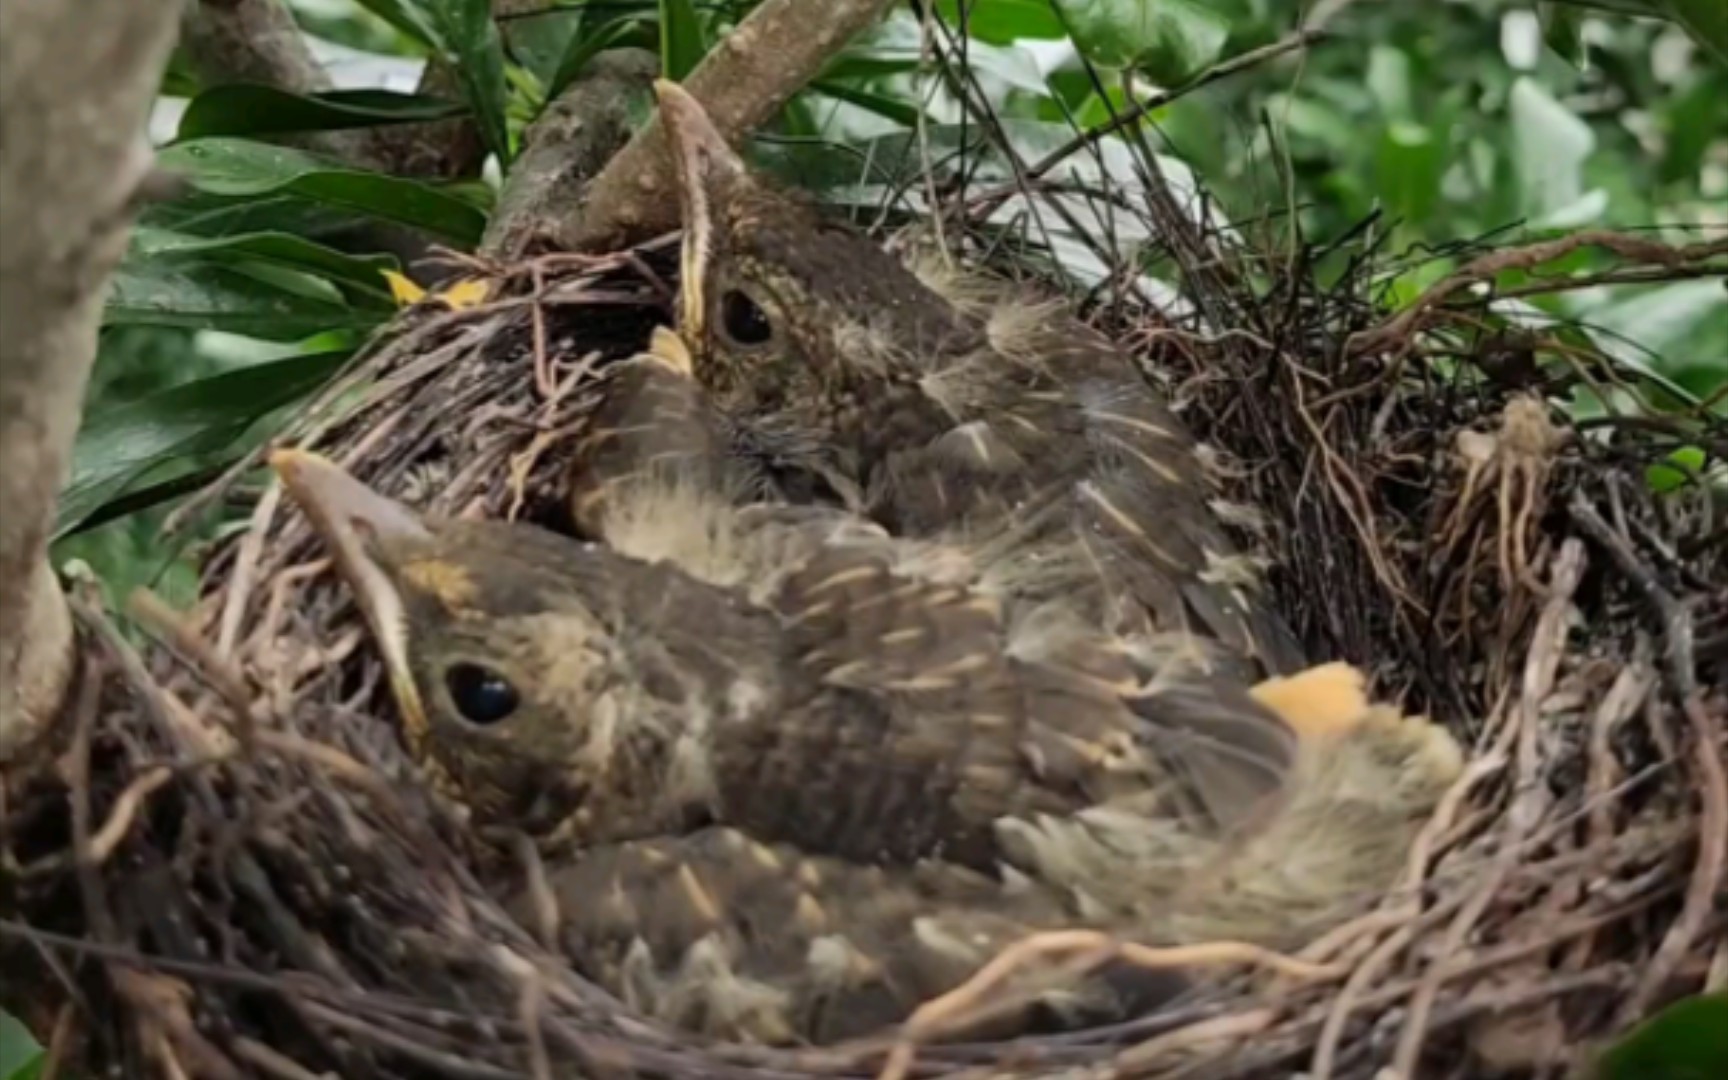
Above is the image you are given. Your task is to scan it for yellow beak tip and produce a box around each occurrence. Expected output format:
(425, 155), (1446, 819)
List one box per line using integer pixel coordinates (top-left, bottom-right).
(268, 447), (308, 475)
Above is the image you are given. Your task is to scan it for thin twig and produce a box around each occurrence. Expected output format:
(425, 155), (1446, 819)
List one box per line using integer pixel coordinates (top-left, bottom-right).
(877, 932), (1340, 1080)
(1389, 540), (1584, 1075)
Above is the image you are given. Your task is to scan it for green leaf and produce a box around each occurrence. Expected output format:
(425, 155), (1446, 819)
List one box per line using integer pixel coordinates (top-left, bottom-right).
(1374, 121), (1444, 223)
(158, 139), (487, 244)
(1, 1012), (42, 1079)
(1584, 279), (1728, 366)
(1507, 76), (1604, 226)
(1057, 0), (1231, 83)
(809, 79), (924, 127)
(104, 259), (382, 341)
(349, 0), (441, 48)
(415, 0), (513, 166)
(53, 498), (215, 614)
(178, 87), (465, 141)
(1646, 446), (1709, 492)
(1595, 993), (1728, 1079)
(142, 191), (367, 242)
(935, 0), (1068, 43)
(58, 351), (352, 536)
(828, 13), (1051, 95)
(1539, 3), (1588, 67)
(1365, 45), (1414, 121)
(129, 226), (399, 299)
(1550, 1), (1727, 63)
(1659, 70), (1728, 183)
(547, 16), (654, 98)
(4, 1057), (42, 1080)
(501, 6), (580, 88)
(659, 0), (708, 81)
(1650, 0), (1728, 63)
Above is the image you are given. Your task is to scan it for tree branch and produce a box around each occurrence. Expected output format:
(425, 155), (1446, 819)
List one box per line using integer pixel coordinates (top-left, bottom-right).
(180, 0), (326, 93)
(480, 49), (660, 260)
(180, 0), (389, 168)
(557, 0), (897, 253)
(0, 0), (183, 761)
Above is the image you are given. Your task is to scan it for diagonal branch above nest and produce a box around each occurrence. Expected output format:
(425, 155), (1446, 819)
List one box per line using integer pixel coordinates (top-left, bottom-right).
(555, 0), (898, 255)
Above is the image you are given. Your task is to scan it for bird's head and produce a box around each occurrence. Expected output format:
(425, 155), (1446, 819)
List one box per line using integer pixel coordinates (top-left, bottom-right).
(271, 449), (778, 839)
(654, 80), (981, 429)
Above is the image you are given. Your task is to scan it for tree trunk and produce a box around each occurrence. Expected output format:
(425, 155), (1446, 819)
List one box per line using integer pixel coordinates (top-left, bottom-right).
(0, 0), (184, 762)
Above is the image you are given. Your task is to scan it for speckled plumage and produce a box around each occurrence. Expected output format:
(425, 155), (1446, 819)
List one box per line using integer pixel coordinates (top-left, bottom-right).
(655, 81), (1303, 681)
(264, 85), (1465, 1049)
(277, 376), (1460, 1045)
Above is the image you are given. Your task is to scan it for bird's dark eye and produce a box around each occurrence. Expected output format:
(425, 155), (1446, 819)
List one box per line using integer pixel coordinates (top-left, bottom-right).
(720, 289), (772, 345)
(445, 663), (520, 726)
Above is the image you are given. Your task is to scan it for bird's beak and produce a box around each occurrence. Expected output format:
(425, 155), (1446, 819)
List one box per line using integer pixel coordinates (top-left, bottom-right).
(269, 449), (432, 747)
(653, 79), (744, 347)
(643, 324), (695, 377)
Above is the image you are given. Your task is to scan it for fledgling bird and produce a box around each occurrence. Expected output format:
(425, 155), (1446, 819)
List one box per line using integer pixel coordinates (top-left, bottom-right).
(652, 80), (1303, 683)
(272, 424), (1461, 1045)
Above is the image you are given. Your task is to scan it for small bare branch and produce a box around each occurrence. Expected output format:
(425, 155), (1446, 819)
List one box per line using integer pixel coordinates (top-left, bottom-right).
(481, 50), (660, 260)
(559, 0), (897, 253)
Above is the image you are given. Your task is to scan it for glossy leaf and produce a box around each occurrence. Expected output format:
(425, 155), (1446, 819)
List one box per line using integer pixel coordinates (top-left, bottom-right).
(129, 226), (399, 299)
(1508, 77), (1604, 226)
(1645, 0), (1728, 63)
(415, 0), (513, 165)
(178, 87), (464, 141)
(1058, 0), (1230, 83)
(1365, 45), (1415, 121)
(547, 16), (654, 99)
(809, 79), (924, 127)
(1539, 3), (1588, 66)
(142, 191), (370, 242)
(58, 351), (352, 535)
(1595, 993), (1728, 1079)
(501, 6), (581, 88)
(158, 139), (487, 243)
(1659, 70), (1727, 183)
(348, 0), (441, 45)
(0, 1012), (41, 1079)
(104, 260), (381, 340)
(827, 13), (1050, 95)
(1539, 2), (1725, 62)
(1646, 446), (1709, 492)
(1374, 122), (1443, 224)
(935, 0), (1067, 43)
(659, 0), (708, 81)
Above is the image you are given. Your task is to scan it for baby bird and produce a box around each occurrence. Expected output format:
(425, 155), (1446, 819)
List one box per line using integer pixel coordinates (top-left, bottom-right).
(652, 80), (1303, 681)
(273, 359), (1460, 1044)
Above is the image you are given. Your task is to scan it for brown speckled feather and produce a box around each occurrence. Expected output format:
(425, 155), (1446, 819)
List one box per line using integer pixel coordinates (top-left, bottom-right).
(655, 83), (1303, 680)
(524, 825), (1182, 1045)
(273, 325), (1462, 1046)
(563, 366), (1303, 874)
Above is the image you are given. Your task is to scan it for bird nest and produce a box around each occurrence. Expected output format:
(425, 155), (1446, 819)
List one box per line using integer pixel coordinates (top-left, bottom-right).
(3, 198), (1724, 1079)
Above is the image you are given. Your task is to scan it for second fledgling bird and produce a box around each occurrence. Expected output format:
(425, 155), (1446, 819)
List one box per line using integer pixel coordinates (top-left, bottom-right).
(652, 80), (1304, 684)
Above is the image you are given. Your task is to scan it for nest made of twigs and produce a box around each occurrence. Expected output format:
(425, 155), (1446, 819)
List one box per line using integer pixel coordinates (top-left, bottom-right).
(3, 187), (1725, 1079)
